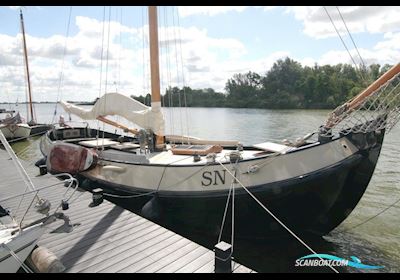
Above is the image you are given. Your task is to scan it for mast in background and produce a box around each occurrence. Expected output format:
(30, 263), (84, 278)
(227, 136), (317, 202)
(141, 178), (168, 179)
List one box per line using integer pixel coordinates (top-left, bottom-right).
(20, 9), (35, 125)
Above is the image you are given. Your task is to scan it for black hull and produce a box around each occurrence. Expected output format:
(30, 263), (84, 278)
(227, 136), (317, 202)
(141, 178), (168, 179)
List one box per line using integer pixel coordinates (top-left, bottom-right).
(48, 126), (385, 240)
(145, 154), (362, 240)
(77, 138), (376, 240)
(309, 130), (385, 235)
(29, 124), (53, 136)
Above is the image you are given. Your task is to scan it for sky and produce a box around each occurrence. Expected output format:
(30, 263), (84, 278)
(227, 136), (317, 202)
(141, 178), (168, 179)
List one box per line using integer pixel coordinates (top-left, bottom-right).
(0, 6), (399, 103)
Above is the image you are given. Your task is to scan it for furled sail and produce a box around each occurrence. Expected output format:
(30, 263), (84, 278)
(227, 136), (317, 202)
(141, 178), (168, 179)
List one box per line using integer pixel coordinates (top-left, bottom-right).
(60, 92), (165, 135)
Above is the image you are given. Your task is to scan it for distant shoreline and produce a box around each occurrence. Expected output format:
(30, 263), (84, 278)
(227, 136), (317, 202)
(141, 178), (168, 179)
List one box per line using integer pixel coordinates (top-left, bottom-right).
(0, 101), (331, 110)
(0, 102), (58, 104)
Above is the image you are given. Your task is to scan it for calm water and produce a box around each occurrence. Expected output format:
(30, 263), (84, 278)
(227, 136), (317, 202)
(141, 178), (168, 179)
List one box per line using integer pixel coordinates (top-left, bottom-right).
(7, 103), (400, 273)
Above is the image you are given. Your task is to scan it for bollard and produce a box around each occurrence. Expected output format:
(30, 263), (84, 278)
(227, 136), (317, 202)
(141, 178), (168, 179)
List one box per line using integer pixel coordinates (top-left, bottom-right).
(61, 199), (69, 210)
(39, 165), (47, 175)
(214, 241), (232, 273)
(90, 188), (104, 207)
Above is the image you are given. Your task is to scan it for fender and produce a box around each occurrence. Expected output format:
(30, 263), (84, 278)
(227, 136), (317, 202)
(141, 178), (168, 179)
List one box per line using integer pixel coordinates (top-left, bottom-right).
(46, 142), (98, 174)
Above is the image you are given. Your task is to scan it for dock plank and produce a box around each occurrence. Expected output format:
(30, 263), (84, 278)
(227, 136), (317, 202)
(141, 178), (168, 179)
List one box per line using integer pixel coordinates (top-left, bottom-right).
(175, 251), (215, 273)
(68, 227), (171, 272)
(0, 148), (255, 273)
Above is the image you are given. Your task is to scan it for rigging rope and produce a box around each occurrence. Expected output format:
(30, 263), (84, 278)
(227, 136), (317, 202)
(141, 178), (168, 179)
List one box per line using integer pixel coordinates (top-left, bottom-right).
(116, 7), (123, 92)
(52, 6), (72, 124)
(323, 6), (367, 84)
(96, 6), (106, 146)
(142, 7), (151, 105)
(163, 7), (175, 137)
(217, 158), (238, 262)
(158, 7), (166, 111)
(336, 6), (366, 71)
(175, 7), (191, 142)
(22, 70), (29, 123)
(217, 158), (339, 273)
(101, 6), (112, 150)
(218, 178), (234, 243)
(171, 7), (184, 140)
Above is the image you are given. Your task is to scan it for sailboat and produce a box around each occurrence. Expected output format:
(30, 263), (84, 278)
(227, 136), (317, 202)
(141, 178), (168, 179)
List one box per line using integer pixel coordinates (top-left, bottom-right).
(39, 6), (400, 239)
(0, 129), (77, 273)
(19, 9), (53, 137)
(0, 109), (31, 141)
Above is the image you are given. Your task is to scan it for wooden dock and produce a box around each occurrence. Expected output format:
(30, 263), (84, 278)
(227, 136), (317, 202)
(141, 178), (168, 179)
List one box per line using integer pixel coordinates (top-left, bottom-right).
(0, 148), (255, 273)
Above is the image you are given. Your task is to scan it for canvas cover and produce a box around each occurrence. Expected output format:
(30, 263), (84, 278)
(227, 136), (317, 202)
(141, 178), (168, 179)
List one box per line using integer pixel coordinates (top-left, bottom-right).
(60, 92), (165, 135)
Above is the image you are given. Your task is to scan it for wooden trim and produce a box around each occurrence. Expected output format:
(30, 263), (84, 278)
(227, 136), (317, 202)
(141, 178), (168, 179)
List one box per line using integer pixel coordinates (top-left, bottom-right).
(348, 63), (400, 110)
(96, 116), (138, 135)
(171, 145), (223, 156)
(165, 135), (239, 146)
(326, 63), (400, 128)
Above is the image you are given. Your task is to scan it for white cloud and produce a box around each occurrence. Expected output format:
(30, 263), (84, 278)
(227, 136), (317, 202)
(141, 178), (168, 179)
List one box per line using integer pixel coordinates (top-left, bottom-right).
(0, 12), (251, 102)
(286, 6), (400, 39)
(296, 47), (398, 68)
(262, 6), (279, 11)
(177, 6), (278, 17)
(181, 50), (291, 91)
(374, 32), (400, 51)
(2, 7), (399, 104)
(178, 6), (248, 17)
(0, 15), (145, 103)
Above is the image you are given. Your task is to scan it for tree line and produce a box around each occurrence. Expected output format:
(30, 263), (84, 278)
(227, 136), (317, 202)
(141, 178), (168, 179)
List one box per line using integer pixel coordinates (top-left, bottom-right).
(132, 57), (393, 109)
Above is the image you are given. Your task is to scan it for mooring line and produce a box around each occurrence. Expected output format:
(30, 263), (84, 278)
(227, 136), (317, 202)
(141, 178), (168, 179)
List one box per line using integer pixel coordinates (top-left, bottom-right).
(217, 160), (340, 273)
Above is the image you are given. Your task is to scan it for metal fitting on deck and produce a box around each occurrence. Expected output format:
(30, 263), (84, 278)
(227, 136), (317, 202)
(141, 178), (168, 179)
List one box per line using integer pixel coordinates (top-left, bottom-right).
(206, 153), (216, 163)
(228, 151), (242, 163)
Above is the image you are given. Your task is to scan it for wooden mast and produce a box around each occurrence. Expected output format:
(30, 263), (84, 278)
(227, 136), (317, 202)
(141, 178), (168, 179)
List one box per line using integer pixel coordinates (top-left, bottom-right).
(20, 9), (35, 125)
(148, 6), (161, 106)
(148, 6), (164, 148)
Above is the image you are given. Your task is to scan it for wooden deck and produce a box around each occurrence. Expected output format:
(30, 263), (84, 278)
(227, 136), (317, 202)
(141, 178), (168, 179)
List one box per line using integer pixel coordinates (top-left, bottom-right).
(0, 147), (255, 273)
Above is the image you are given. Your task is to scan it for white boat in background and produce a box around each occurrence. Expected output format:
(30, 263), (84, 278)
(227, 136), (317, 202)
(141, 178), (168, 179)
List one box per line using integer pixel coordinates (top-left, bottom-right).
(0, 110), (31, 141)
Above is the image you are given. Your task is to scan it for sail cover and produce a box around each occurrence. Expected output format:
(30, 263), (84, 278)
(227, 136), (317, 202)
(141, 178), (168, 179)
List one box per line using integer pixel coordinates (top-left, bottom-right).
(60, 92), (165, 135)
